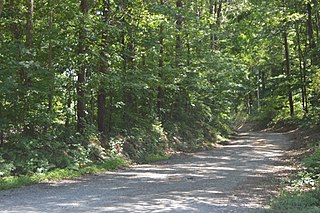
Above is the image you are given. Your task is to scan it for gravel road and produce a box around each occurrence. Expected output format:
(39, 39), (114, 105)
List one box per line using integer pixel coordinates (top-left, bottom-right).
(0, 131), (294, 213)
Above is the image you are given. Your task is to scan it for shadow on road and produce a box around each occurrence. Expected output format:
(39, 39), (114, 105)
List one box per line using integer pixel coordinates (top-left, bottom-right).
(0, 131), (295, 212)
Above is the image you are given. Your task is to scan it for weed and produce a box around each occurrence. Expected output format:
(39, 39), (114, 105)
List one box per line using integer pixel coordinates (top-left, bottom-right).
(0, 156), (128, 190)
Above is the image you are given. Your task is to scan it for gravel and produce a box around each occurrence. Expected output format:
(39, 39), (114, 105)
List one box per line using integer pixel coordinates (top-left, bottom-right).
(0, 131), (294, 213)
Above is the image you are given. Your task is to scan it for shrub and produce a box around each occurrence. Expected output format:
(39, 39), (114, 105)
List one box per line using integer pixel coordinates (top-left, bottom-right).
(304, 145), (320, 179)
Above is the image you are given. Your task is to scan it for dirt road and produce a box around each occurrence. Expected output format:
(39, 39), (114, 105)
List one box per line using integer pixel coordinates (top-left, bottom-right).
(0, 131), (294, 212)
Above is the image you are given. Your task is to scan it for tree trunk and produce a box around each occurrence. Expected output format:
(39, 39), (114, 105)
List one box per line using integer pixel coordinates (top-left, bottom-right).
(23, 0), (34, 135)
(89, 90), (94, 125)
(10, 0), (22, 84)
(296, 23), (308, 113)
(48, 3), (54, 111)
(65, 91), (72, 127)
(261, 70), (266, 97)
(313, 0), (319, 41)
(175, 0), (183, 67)
(0, 130), (3, 146)
(120, 1), (136, 121)
(307, 3), (316, 50)
(22, 0), (33, 86)
(157, 22), (164, 120)
(97, 0), (111, 141)
(0, 0), (4, 17)
(77, 0), (89, 133)
(209, 0), (222, 50)
(170, 0), (183, 119)
(97, 0), (110, 145)
(26, 0), (33, 48)
(98, 88), (107, 135)
(283, 29), (294, 116)
(108, 92), (113, 133)
(209, 0), (214, 50)
(157, 0), (165, 120)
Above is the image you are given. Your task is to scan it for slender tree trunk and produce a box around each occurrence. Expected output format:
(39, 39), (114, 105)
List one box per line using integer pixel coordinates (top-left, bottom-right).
(307, 3), (316, 49)
(313, 0), (319, 41)
(48, 3), (54, 111)
(22, 0), (33, 87)
(89, 90), (94, 125)
(170, 0), (184, 119)
(77, 0), (89, 133)
(121, 1), (136, 119)
(98, 88), (107, 135)
(215, 1), (222, 27)
(157, 22), (164, 120)
(108, 92), (113, 133)
(10, 0), (22, 82)
(187, 33), (190, 67)
(296, 23), (308, 113)
(65, 75), (73, 128)
(209, 0), (214, 50)
(126, 39), (135, 112)
(157, 0), (165, 120)
(175, 0), (183, 67)
(23, 0), (34, 135)
(283, 29), (294, 116)
(97, 0), (110, 143)
(210, 0), (222, 50)
(26, 0), (33, 48)
(0, 0), (4, 17)
(0, 130), (3, 146)
(262, 70), (266, 96)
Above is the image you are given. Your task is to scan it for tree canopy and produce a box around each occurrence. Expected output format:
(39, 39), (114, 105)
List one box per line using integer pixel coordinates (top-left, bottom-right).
(0, 0), (319, 176)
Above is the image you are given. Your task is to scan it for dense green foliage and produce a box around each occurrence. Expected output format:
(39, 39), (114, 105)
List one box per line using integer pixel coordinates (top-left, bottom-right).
(241, 0), (320, 125)
(0, 0), (248, 176)
(0, 0), (319, 182)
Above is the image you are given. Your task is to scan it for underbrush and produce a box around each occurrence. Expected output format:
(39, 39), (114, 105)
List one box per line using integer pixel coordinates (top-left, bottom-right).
(0, 112), (228, 190)
(267, 143), (320, 212)
(0, 156), (128, 190)
(248, 99), (320, 131)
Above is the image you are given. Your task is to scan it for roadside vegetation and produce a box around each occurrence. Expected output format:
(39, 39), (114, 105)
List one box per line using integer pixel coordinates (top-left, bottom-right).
(267, 138), (320, 212)
(0, 156), (128, 190)
(1, 1), (320, 205)
(252, 112), (320, 212)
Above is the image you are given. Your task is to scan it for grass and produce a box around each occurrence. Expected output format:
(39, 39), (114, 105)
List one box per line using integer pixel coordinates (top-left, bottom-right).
(267, 143), (320, 212)
(267, 189), (320, 213)
(139, 153), (171, 164)
(0, 156), (129, 190)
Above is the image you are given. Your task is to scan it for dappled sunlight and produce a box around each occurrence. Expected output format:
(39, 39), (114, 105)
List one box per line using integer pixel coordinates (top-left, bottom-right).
(0, 131), (294, 212)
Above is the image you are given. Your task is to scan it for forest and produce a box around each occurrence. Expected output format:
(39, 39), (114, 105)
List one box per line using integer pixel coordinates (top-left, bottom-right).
(0, 0), (320, 199)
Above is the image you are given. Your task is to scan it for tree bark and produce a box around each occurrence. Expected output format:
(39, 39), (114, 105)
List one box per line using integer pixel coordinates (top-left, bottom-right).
(313, 0), (319, 41)
(65, 74), (73, 128)
(108, 93), (113, 133)
(209, 0), (214, 50)
(77, 0), (89, 133)
(175, 0), (183, 67)
(157, 23), (164, 120)
(0, 0), (4, 17)
(48, 2), (53, 111)
(157, 0), (165, 120)
(97, 0), (110, 144)
(120, 1), (136, 121)
(283, 29), (294, 116)
(307, 3), (316, 50)
(26, 0), (33, 48)
(209, 0), (222, 50)
(171, 0), (183, 119)
(296, 23), (308, 113)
